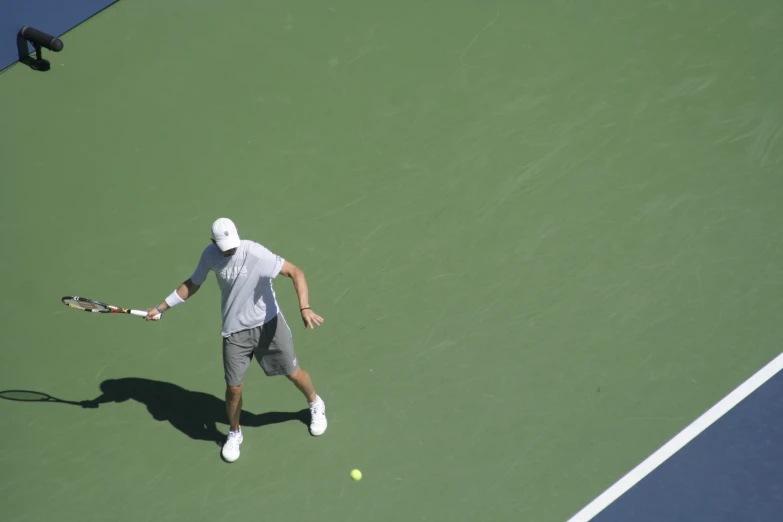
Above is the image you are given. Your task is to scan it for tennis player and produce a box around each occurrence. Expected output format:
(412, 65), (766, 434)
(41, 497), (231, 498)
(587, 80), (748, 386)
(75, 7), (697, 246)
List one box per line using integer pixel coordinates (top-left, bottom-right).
(145, 217), (327, 463)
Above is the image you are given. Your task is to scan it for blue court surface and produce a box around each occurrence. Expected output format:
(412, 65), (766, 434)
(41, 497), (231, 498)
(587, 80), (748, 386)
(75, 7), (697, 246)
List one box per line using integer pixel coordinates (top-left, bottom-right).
(569, 353), (783, 522)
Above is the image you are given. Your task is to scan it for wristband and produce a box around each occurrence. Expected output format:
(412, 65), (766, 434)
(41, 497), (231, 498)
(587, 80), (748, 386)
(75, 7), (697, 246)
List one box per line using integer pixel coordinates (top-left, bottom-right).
(164, 290), (186, 308)
(300, 307), (310, 311)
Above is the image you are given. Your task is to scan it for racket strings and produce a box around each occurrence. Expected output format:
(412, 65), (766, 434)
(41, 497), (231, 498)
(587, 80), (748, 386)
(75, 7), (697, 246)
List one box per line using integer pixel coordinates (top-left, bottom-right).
(62, 298), (110, 312)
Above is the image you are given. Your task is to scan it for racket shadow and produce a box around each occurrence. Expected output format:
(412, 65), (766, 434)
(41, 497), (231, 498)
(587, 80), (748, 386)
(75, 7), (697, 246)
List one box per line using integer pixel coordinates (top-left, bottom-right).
(2, 379), (309, 446)
(0, 389), (90, 406)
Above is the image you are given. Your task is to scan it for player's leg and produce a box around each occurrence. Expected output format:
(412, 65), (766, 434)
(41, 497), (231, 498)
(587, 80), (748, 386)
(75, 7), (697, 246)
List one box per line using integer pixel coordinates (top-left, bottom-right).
(221, 328), (257, 462)
(255, 313), (328, 436)
(287, 367), (316, 403)
(225, 383), (243, 432)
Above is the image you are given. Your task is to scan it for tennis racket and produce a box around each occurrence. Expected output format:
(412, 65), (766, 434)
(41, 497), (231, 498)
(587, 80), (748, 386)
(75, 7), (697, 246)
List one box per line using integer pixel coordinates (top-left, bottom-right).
(61, 296), (161, 320)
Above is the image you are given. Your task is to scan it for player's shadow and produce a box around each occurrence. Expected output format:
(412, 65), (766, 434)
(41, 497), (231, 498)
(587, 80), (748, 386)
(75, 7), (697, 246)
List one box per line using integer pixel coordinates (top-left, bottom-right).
(1, 378), (309, 446)
(86, 378), (309, 445)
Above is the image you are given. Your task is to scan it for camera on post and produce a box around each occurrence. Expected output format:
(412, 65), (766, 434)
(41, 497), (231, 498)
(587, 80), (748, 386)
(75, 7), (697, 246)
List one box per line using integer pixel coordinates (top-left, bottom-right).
(16, 25), (64, 71)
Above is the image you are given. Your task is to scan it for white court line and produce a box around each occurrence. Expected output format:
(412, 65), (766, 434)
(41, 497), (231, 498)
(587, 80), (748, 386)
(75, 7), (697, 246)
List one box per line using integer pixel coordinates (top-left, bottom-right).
(567, 351), (783, 522)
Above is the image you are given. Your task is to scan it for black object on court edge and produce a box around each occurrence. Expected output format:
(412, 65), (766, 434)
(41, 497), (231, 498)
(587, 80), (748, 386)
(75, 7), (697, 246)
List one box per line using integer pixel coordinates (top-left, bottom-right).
(17, 26), (64, 71)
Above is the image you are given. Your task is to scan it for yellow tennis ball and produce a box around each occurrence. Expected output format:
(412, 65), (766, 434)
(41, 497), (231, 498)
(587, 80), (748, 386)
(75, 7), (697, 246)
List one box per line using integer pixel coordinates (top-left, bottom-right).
(350, 469), (362, 481)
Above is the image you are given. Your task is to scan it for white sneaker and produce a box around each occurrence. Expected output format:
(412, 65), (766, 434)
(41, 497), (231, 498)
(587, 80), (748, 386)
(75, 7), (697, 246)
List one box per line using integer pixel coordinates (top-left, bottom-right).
(222, 430), (243, 462)
(309, 396), (327, 436)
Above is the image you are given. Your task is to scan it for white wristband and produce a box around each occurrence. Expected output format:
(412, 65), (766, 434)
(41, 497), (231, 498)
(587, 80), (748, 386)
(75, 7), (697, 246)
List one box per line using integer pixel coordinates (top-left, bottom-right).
(164, 290), (186, 308)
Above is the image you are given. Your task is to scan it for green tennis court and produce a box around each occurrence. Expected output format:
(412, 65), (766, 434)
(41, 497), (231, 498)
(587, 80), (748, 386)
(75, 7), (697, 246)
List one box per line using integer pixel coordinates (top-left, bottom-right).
(2, 1), (782, 521)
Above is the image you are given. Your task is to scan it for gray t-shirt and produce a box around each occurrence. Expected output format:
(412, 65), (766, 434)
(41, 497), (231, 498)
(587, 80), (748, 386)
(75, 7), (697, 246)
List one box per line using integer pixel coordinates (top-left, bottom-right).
(190, 240), (285, 337)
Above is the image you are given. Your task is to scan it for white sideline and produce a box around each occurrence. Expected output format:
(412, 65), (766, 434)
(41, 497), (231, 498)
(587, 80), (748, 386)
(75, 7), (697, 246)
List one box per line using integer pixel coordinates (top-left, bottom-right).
(567, 351), (783, 522)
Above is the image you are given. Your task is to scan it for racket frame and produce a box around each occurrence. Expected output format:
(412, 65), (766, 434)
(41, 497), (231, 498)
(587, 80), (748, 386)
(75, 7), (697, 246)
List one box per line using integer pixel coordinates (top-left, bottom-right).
(61, 296), (160, 319)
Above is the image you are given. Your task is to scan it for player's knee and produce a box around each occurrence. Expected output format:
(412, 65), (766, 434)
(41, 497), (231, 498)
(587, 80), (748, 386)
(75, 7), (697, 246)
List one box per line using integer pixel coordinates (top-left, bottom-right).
(286, 367), (303, 381)
(225, 384), (242, 398)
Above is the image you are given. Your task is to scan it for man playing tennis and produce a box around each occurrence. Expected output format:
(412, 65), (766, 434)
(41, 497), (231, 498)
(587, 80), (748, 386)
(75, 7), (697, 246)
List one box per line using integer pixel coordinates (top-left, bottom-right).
(145, 217), (327, 463)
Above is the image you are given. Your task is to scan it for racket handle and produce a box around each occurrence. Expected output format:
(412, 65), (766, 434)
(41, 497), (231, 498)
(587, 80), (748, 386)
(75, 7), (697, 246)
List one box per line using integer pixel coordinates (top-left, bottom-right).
(130, 310), (162, 320)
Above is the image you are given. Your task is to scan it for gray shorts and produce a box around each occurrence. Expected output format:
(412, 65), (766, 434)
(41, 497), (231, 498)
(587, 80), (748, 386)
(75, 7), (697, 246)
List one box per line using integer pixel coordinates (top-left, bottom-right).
(222, 313), (299, 386)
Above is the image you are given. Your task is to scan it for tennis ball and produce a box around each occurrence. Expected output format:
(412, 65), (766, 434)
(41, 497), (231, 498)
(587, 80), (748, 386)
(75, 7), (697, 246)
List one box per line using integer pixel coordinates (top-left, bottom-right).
(350, 469), (362, 481)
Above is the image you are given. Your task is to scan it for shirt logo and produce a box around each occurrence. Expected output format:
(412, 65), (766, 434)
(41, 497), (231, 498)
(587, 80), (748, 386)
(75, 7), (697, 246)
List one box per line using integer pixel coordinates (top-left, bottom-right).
(218, 265), (248, 281)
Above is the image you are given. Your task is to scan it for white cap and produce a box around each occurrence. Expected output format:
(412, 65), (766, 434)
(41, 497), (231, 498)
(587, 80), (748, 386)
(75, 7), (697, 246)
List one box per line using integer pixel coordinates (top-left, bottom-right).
(210, 218), (241, 251)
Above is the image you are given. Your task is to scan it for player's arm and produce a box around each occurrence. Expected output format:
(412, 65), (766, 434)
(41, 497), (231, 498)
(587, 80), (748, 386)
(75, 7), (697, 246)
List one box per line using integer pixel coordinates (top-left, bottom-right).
(145, 279), (201, 320)
(145, 247), (211, 321)
(157, 279), (200, 311)
(279, 260), (324, 329)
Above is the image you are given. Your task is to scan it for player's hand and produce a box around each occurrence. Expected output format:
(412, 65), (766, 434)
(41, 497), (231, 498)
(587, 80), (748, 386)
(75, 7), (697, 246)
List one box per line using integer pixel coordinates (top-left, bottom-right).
(144, 307), (163, 321)
(301, 308), (324, 329)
